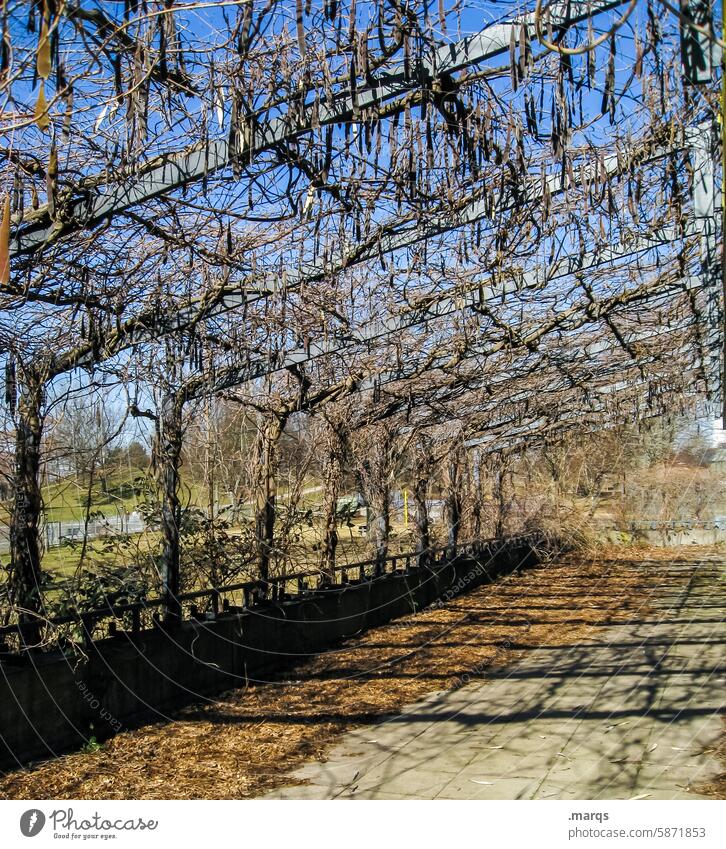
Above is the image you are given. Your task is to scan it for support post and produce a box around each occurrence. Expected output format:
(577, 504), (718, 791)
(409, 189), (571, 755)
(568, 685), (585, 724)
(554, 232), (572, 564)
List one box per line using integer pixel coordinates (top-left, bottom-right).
(320, 430), (343, 585)
(370, 504), (390, 576)
(255, 415), (284, 586)
(8, 368), (45, 648)
(686, 123), (720, 415)
(412, 476), (430, 566)
(494, 461), (508, 540)
(159, 393), (183, 622)
(445, 453), (463, 553)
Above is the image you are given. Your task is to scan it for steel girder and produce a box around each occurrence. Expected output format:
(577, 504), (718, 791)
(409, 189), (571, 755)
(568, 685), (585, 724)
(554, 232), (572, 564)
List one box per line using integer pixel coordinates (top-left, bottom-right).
(9, 0), (628, 257)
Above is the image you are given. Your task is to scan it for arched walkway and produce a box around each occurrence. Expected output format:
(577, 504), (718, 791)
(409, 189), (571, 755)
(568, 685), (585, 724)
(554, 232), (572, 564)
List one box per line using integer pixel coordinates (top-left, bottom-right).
(264, 553), (726, 800)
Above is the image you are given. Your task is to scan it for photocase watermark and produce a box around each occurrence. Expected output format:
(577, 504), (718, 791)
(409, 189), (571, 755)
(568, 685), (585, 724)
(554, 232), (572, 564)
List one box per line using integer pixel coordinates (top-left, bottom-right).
(20, 810), (46, 838)
(437, 556), (503, 603)
(387, 554), (504, 629)
(75, 680), (123, 734)
(19, 808), (158, 840)
(453, 656), (497, 689)
(386, 549), (530, 640)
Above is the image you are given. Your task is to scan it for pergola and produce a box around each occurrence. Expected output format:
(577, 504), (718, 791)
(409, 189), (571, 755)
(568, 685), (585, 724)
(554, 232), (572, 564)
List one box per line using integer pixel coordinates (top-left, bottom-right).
(0, 0), (720, 641)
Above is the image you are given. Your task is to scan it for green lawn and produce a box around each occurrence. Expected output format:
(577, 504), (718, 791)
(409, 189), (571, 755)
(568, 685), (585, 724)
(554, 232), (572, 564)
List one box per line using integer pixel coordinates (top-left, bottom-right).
(39, 466), (150, 522)
(1, 470), (417, 586)
(0, 467), (218, 524)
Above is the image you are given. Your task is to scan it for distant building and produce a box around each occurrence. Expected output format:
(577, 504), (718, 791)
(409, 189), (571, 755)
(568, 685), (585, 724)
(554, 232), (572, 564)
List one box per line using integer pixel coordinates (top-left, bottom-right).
(704, 445), (726, 476)
(0, 449), (12, 501)
(711, 418), (726, 447)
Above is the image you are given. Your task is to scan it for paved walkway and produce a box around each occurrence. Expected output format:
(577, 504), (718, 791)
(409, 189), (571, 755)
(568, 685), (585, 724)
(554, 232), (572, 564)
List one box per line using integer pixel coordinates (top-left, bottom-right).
(263, 558), (726, 799)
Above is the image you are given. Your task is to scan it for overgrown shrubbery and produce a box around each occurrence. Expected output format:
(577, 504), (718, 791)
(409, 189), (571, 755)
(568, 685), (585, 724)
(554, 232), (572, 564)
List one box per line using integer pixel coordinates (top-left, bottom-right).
(177, 507), (258, 591)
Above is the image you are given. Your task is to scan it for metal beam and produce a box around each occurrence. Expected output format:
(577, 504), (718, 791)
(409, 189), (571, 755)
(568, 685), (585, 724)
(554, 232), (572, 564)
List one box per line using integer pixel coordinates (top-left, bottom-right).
(384, 353), (712, 450)
(63, 116), (682, 378)
(10, 0), (628, 257)
(457, 363), (715, 451)
(116, 129), (689, 356)
(408, 326), (718, 429)
(195, 225), (687, 393)
(201, 274), (717, 403)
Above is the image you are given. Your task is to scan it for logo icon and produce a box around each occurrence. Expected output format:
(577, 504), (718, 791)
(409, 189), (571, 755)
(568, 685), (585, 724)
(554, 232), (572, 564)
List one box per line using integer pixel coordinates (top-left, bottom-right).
(20, 810), (46, 837)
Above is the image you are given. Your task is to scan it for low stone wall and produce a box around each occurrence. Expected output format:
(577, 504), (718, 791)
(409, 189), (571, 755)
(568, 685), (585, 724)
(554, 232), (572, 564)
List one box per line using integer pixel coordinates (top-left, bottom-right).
(601, 524), (726, 547)
(0, 538), (538, 770)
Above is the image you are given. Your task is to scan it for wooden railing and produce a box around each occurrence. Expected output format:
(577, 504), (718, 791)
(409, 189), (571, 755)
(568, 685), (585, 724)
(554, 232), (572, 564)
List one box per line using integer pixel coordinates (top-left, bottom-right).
(0, 535), (536, 656)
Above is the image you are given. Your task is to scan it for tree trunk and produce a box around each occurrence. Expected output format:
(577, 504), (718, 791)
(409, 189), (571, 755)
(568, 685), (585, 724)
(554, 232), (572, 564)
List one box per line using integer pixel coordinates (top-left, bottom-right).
(9, 372), (45, 647)
(412, 476), (430, 560)
(445, 456), (462, 551)
(203, 399), (219, 585)
(320, 447), (342, 584)
(368, 494), (390, 575)
(159, 394), (183, 621)
(494, 463), (507, 539)
(470, 449), (482, 540)
(356, 425), (394, 576)
(255, 415), (284, 585)
(371, 504), (391, 575)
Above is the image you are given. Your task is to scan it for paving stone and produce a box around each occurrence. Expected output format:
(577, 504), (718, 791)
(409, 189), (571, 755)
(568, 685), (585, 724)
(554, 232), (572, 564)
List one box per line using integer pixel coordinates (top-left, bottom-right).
(259, 561), (725, 800)
(264, 783), (336, 799)
(339, 790), (430, 800)
(533, 781), (581, 799)
(346, 763), (461, 796)
(293, 757), (379, 788)
(436, 775), (541, 800)
(450, 753), (547, 780)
